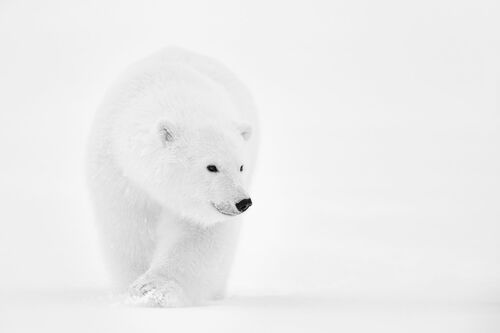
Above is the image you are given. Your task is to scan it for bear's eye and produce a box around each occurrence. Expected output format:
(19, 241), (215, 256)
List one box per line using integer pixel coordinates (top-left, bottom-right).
(240, 165), (244, 172)
(207, 165), (219, 173)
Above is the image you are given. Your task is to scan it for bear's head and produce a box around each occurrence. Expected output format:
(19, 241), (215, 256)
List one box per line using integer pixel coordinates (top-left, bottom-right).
(116, 115), (254, 226)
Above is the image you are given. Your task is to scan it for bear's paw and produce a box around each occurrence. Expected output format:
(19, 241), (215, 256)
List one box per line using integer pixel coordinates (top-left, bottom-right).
(128, 275), (190, 308)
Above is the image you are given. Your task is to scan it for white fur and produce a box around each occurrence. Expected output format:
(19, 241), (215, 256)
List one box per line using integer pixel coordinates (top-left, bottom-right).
(86, 47), (259, 307)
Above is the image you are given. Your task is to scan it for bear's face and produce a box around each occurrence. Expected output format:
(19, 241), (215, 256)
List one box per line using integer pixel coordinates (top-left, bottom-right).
(121, 119), (254, 226)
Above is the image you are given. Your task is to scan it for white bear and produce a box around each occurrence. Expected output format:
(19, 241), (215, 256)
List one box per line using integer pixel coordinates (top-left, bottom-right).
(86, 47), (259, 307)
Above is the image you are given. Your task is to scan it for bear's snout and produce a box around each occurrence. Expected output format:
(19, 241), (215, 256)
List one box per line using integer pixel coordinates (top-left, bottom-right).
(235, 198), (252, 213)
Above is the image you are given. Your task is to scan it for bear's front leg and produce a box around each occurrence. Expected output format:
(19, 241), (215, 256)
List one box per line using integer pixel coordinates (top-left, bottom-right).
(128, 217), (240, 307)
(128, 217), (192, 307)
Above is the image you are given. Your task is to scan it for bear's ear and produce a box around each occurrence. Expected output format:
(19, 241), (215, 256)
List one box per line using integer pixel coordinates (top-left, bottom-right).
(157, 120), (176, 145)
(238, 124), (252, 141)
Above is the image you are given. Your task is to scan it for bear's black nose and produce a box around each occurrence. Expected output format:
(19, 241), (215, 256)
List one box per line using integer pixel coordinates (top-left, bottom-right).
(236, 198), (252, 212)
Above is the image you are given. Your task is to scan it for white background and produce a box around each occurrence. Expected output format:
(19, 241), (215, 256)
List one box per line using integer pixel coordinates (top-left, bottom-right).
(0, 0), (499, 332)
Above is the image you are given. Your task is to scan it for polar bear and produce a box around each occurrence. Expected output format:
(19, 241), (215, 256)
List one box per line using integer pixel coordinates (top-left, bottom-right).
(86, 47), (259, 307)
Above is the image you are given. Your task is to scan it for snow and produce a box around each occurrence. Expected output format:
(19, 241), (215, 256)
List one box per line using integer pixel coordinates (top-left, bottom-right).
(1, 290), (499, 333)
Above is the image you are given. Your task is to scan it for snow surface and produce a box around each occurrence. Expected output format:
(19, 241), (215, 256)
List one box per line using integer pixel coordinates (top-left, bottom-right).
(1, 289), (499, 333)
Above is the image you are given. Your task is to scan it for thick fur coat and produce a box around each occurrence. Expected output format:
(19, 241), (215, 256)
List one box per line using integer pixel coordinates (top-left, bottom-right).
(86, 48), (259, 307)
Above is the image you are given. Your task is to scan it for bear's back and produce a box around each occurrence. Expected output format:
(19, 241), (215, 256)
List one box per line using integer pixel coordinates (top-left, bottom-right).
(95, 47), (258, 140)
(154, 47), (257, 123)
